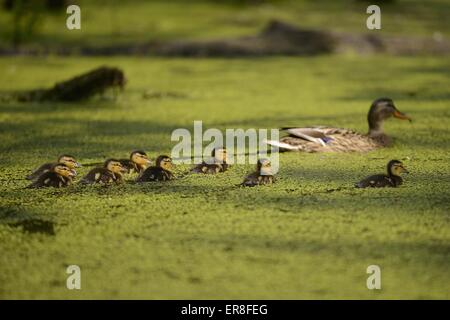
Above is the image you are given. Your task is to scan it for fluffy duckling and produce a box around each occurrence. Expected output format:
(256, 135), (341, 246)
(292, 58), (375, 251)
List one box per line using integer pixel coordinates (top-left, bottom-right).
(80, 159), (127, 185)
(356, 160), (409, 188)
(26, 154), (81, 180)
(27, 163), (76, 188)
(136, 155), (174, 182)
(191, 147), (229, 174)
(119, 150), (152, 174)
(241, 158), (275, 187)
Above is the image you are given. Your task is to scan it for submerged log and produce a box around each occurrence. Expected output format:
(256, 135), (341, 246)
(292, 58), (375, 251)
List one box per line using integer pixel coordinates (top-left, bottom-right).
(17, 66), (126, 102)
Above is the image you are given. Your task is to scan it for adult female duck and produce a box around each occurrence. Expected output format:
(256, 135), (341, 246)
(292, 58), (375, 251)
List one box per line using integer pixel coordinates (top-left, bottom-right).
(266, 98), (411, 152)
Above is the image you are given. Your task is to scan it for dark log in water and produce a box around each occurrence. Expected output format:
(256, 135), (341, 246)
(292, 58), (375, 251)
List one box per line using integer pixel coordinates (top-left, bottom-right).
(16, 66), (126, 102)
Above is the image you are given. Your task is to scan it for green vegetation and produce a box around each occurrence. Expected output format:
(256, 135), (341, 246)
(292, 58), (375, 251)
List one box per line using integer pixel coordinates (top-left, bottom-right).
(0, 54), (449, 299)
(1, 0), (449, 50)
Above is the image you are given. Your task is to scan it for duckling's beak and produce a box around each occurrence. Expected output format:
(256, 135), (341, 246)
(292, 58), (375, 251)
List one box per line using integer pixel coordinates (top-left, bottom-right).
(120, 167), (128, 173)
(75, 162), (82, 168)
(393, 110), (412, 122)
(70, 169), (77, 177)
(401, 166), (409, 174)
(145, 158), (152, 165)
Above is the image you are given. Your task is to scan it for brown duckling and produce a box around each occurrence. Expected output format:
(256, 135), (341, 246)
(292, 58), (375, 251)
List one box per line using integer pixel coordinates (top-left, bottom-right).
(27, 163), (76, 188)
(80, 159), (127, 185)
(266, 98), (412, 152)
(241, 158), (275, 187)
(136, 155), (174, 182)
(191, 147), (229, 174)
(26, 154), (81, 180)
(356, 160), (409, 188)
(119, 150), (152, 174)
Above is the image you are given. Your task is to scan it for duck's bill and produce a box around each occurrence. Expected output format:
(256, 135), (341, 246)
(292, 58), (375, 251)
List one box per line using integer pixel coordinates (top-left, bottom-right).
(70, 170), (77, 177)
(393, 110), (412, 121)
(401, 166), (409, 174)
(75, 162), (82, 168)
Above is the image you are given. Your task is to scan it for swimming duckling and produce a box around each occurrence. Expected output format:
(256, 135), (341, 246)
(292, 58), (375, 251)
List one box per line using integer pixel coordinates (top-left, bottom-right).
(119, 150), (152, 174)
(80, 159), (127, 184)
(26, 154), (81, 180)
(356, 160), (409, 188)
(136, 155), (174, 182)
(191, 147), (229, 174)
(27, 163), (76, 188)
(266, 98), (412, 153)
(241, 158), (275, 187)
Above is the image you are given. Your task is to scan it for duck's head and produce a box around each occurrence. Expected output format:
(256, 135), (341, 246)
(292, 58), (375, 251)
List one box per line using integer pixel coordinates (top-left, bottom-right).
(58, 155), (81, 169)
(104, 159), (127, 174)
(387, 159), (409, 176)
(257, 158), (272, 175)
(368, 98), (411, 136)
(52, 163), (77, 178)
(212, 147), (227, 164)
(130, 150), (151, 166)
(156, 155), (173, 171)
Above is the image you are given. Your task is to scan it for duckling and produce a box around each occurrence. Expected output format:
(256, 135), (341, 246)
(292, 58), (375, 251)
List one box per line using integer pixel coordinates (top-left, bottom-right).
(356, 160), (409, 188)
(27, 163), (76, 188)
(266, 98), (412, 153)
(80, 159), (127, 185)
(136, 155), (174, 182)
(26, 154), (81, 180)
(191, 147), (229, 174)
(241, 158), (275, 187)
(119, 150), (152, 174)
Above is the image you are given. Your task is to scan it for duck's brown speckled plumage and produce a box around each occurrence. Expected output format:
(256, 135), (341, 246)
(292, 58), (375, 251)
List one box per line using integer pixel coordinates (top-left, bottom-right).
(267, 98), (411, 153)
(279, 127), (384, 153)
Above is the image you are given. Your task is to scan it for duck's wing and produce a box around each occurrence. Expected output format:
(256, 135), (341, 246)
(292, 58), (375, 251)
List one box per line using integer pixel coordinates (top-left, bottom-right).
(136, 167), (161, 182)
(27, 172), (61, 188)
(355, 174), (393, 188)
(81, 168), (113, 184)
(264, 139), (304, 151)
(265, 127), (333, 151)
(26, 162), (54, 180)
(118, 159), (136, 174)
(241, 172), (260, 187)
(282, 127), (333, 146)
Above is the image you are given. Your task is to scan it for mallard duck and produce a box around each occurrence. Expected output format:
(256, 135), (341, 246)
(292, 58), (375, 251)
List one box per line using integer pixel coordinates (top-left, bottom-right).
(191, 147), (229, 174)
(119, 150), (151, 174)
(266, 98), (411, 152)
(27, 163), (76, 188)
(136, 155), (174, 182)
(80, 159), (127, 184)
(241, 158), (275, 187)
(356, 160), (409, 188)
(26, 154), (81, 180)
